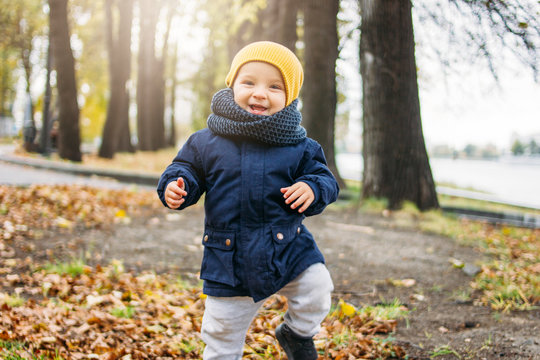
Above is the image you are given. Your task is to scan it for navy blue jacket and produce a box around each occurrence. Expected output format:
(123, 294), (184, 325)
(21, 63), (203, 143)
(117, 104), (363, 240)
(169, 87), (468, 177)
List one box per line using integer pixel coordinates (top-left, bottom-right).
(157, 129), (339, 301)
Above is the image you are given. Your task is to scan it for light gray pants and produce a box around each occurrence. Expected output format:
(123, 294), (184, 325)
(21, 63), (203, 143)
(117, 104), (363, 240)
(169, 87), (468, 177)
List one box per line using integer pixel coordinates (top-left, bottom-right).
(201, 263), (334, 360)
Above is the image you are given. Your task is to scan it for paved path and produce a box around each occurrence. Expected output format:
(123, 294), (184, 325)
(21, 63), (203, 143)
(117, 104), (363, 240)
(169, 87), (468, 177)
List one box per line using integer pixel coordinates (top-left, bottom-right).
(0, 160), (151, 189)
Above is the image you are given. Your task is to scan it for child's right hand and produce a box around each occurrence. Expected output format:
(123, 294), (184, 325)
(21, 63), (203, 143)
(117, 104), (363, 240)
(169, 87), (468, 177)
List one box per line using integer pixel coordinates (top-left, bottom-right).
(165, 177), (187, 209)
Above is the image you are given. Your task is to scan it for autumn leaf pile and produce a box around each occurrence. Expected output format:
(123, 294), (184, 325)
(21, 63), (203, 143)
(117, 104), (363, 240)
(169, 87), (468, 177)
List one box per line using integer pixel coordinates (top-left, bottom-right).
(1, 184), (161, 240)
(468, 224), (540, 311)
(1, 185), (407, 359)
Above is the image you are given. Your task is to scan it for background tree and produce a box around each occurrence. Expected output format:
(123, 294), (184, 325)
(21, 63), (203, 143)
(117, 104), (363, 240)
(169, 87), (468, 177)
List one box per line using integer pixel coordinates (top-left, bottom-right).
(136, 0), (160, 151)
(191, 0), (263, 130)
(136, 0), (175, 151)
(302, 0), (345, 189)
(49, 0), (82, 161)
(415, 1), (540, 82)
(0, 0), (46, 150)
(358, 0), (539, 210)
(0, 8), (18, 120)
(359, 0), (438, 210)
(255, 0), (298, 50)
(69, 1), (109, 144)
(511, 140), (525, 155)
(38, 38), (52, 154)
(99, 0), (135, 158)
(529, 140), (540, 154)
(166, 40), (180, 147)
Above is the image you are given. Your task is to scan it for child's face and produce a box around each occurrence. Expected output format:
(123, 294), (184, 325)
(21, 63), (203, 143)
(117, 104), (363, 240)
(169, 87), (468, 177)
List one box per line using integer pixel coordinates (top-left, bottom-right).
(232, 61), (286, 116)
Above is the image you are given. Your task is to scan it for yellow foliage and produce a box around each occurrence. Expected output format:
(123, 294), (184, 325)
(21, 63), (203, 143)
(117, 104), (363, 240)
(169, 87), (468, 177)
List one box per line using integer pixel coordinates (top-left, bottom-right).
(338, 299), (357, 317)
(115, 209), (127, 218)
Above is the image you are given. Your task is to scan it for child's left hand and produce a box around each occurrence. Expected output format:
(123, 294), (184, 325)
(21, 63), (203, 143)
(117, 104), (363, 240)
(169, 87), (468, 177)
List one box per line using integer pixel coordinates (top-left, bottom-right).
(280, 182), (314, 213)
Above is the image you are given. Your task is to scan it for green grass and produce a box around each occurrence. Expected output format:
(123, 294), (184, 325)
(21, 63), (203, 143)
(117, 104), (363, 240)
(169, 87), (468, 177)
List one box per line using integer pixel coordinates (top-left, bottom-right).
(0, 293), (25, 307)
(110, 305), (136, 318)
(0, 341), (66, 360)
(43, 258), (86, 277)
(429, 344), (461, 358)
(357, 298), (410, 321)
(0, 341), (25, 352)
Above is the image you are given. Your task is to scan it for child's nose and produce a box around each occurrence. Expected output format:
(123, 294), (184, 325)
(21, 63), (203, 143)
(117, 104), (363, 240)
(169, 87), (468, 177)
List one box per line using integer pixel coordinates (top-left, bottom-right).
(252, 86), (267, 99)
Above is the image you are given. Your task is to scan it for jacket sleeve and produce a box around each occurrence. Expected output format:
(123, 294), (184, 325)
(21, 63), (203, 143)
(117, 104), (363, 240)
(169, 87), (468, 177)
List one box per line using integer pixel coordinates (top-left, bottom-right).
(157, 133), (206, 210)
(295, 140), (339, 216)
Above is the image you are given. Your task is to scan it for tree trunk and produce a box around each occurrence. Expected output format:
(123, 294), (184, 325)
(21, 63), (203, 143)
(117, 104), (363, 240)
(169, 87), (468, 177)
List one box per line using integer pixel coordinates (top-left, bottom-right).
(167, 41), (179, 147)
(136, 0), (159, 151)
(277, 0), (298, 51)
(21, 45), (37, 151)
(137, 0), (170, 151)
(39, 38), (52, 154)
(49, 0), (81, 162)
(99, 0), (134, 158)
(302, 0), (346, 189)
(0, 50), (8, 117)
(150, 4), (174, 150)
(113, 0), (135, 153)
(256, 0), (297, 51)
(359, 0), (438, 210)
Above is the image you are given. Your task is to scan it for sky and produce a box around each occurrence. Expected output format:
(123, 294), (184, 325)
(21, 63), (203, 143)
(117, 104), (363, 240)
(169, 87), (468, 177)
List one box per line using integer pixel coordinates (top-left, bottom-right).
(419, 58), (540, 150)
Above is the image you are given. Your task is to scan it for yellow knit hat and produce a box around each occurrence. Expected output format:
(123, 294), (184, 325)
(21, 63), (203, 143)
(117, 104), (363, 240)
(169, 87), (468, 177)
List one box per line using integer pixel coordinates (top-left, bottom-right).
(225, 41), (303, 106)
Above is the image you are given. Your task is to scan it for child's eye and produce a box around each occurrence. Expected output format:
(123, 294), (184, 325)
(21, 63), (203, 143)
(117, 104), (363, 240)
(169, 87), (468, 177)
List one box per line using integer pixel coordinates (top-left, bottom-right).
(270, 84), (283, 90)
(242, 80), (254, 85)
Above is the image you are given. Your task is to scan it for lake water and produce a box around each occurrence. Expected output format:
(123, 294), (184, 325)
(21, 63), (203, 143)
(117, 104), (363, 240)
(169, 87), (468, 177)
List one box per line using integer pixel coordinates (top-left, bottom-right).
(336, 153), (540, 209)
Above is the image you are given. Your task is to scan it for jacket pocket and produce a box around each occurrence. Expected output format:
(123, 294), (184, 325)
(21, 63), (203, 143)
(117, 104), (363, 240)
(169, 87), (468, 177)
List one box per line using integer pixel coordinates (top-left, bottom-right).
(200, 229), (239, 287)
(270, 223), (302, 276)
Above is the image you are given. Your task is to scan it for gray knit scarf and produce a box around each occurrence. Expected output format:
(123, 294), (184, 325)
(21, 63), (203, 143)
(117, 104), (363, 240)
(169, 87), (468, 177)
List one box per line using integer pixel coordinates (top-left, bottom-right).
(207, 88), (306, 146)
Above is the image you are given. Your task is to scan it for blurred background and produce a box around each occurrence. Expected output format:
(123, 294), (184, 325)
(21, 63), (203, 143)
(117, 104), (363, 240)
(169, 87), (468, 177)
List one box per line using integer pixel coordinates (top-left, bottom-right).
(1, 0), (539, 209)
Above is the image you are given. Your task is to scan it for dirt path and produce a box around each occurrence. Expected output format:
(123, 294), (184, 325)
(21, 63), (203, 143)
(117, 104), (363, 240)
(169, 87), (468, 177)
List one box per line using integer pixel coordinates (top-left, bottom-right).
(41, 204), (539, 359)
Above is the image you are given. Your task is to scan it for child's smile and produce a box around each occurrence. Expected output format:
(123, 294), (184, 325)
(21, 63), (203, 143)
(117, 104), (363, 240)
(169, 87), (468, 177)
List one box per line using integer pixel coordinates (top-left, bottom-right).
(232, 61), (286, 116)
(249, 104), (268, 115)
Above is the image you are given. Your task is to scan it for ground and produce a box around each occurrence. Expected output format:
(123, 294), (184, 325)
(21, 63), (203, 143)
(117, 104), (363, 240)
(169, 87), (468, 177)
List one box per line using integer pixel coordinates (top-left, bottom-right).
(26, 203), (540, 360)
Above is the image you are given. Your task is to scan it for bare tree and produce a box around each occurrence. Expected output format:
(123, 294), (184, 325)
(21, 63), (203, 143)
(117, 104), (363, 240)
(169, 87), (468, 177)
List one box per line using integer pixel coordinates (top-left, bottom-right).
(49, 0), (81, 162)
(258, 0), (298, 50)
(303, 0), (346, 189)
(39, 38), (52, 154)
(359, 0), (438, 210)
(99, 0), (135, 158)
(136, 0), (160, 151)
(136, 0), (175, 151)
(167, 40), (180, 147)
(357, 0), (539, 210)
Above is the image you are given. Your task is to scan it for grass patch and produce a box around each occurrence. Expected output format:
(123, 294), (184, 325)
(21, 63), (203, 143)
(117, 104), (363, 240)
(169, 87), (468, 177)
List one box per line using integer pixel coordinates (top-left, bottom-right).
(43, 258), (87, 277)
(0, 293), (25, 307)
(438, 192), (540, 216)
(0, 340), (25, 352)
(110, 305), (136, 319)
(0, 341), (66, 360)
(171, 339), (206, 356)
(429, 344), (461, 358)
(359, 197), (389, 213)
(418, 208), (539, 311)
(357, 298), (411, 321)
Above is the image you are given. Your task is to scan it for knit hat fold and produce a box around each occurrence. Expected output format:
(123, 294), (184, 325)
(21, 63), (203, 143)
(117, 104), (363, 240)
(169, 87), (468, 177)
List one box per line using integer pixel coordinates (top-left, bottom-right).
(225, 41), (303, 106)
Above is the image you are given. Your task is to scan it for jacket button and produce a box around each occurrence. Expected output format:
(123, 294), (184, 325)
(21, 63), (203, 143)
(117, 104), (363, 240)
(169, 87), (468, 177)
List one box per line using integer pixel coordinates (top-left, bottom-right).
(276, 232), (284, 240)
(297, 227), (301, 234)
(225, 239), (231, 246)
(204, 235), (208, 242)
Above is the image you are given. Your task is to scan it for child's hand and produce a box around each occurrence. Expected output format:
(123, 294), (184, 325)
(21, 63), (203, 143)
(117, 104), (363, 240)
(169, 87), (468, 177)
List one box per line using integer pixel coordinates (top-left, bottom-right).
(165, 177), (187, 209)
(280, 182), (314, 213)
